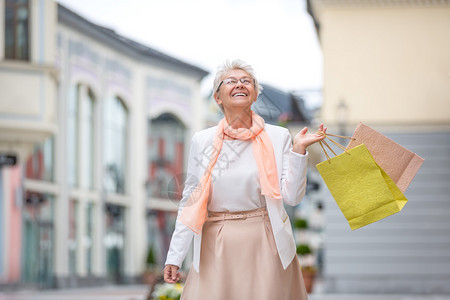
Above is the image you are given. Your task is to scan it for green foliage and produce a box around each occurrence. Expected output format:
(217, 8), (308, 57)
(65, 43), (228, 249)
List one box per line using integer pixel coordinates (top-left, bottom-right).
(296, 244), (312, 255)
(146, 245), (157, 267)
(293, 218), (308, 229)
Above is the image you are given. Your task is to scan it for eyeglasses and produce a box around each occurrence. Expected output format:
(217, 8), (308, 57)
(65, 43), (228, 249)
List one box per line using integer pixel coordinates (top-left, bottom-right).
(216, 77), (253, 92)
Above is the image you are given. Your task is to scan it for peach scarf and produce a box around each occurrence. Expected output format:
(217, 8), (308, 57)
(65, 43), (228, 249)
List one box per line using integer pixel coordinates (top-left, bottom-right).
(179, 111), (281, 234)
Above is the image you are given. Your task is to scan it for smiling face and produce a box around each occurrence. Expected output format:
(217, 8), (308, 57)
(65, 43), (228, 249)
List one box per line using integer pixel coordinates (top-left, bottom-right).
(214, 69), (257, 114)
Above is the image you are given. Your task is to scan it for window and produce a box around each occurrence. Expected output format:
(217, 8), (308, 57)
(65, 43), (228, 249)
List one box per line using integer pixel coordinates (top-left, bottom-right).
(25, 136), (54, 182)
(80, 88), (95, 189)
(85, 203), (94, 275)
(68, 199), (78, 275)
(104, 204), (125, 283)
(104, 96), (128, 194)
(147, 114), (185, 199)
(5, 0), (30, 60)
(22, 193), (55, 288)
(67, 85), (79, 187)
(67, 84), (96, 189)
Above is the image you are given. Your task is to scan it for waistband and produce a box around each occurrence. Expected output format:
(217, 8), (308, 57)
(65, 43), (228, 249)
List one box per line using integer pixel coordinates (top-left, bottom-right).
(207, 207), (268, 222)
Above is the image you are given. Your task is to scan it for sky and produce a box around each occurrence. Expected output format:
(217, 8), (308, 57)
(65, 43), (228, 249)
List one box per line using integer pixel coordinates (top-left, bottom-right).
(56, 0), (323, 105)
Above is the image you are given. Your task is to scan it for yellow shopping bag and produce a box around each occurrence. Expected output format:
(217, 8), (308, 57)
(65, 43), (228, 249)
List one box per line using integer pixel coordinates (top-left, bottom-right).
(316, 133), (408, 230)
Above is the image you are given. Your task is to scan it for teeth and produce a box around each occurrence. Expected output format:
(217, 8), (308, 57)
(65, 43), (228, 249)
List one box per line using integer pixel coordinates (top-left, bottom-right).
(234, 93), (246, 97)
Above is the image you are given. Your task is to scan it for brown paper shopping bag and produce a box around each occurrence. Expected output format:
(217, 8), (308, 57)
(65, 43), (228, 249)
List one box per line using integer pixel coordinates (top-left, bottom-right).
(316, 133), (407, 230)
(347, 123), (424, 193)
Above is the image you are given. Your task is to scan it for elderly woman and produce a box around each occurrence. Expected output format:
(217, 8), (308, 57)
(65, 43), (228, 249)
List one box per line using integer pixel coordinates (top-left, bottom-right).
(163, 59), (326, 299)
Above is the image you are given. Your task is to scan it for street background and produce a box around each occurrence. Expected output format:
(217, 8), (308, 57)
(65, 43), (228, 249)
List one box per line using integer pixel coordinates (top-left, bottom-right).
(0, 0), (449, 298)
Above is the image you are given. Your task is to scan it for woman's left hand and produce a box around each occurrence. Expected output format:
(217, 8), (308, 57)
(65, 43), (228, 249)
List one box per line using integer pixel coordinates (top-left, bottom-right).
(292, 123), (327, 155)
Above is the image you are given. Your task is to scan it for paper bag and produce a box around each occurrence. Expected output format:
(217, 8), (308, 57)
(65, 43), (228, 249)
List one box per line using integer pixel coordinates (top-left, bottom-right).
(347, 122), (424, 193)
(316, 144), (408, 230)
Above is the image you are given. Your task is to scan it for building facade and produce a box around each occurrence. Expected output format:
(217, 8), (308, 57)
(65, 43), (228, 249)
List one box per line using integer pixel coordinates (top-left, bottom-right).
(0, 0), (208, 288)
(308, 0), (450, 293)
(0, 0), (58, 288)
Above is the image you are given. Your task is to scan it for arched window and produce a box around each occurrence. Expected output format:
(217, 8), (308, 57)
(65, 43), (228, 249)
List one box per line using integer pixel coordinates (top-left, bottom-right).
(67, 84), (96, 189)
(80, 88), (95, 189)
(67, 85), (79, 187)
(147, 114), (186, 269)
(103, 96), (128, 194)
(147, 113), (186, 199)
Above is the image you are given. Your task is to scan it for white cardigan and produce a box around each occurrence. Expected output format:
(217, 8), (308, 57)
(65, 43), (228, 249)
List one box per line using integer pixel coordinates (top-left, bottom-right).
(165, 123), (308, 272)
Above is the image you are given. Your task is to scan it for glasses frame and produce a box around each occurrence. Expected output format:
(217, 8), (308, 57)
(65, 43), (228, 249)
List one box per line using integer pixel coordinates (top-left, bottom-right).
(216, 77), (254, 93)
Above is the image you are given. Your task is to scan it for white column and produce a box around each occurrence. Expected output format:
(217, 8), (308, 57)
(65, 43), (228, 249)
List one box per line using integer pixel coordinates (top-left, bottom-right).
(54, 32), (69, 281)
(93, 77), (105, 277)
(76, 86), (87, 277)
(125, 70), (147, 278)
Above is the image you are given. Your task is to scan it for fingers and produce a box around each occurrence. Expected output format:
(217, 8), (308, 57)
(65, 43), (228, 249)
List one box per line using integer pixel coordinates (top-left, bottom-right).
(294, 123), (328, 150)
(299, 124), (328, 137)
(166, 265), (178, 283)
(163, 265), (180, 284)
(163, 265), (171, 283)
(317, 123), (327, 135)
(318, 123), (328, 133)
(170, 265), (180, 281)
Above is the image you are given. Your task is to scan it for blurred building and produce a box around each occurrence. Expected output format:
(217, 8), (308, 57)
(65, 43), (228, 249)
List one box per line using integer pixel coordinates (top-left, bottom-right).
(254, 83), (311, 125)
(0, 0), (207, 289)
(308, 0), (450, 294)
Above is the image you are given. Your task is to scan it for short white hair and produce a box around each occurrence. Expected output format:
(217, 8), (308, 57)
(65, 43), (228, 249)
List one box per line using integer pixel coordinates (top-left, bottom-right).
(213, 59), (263, 99)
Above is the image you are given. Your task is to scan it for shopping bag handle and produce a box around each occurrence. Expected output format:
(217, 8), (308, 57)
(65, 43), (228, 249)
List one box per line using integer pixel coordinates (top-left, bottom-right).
(317, 132), (355, 164)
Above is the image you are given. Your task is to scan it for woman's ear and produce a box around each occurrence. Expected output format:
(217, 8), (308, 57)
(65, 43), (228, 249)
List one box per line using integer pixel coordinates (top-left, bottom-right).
(214, 93), (222, 105)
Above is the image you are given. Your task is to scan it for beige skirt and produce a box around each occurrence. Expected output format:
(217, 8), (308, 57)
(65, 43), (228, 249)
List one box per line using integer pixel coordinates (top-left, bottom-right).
(181, 207), (308, 300)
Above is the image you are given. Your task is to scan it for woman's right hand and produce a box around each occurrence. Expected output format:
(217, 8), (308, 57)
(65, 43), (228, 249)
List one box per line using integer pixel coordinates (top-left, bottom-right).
(163, 264), (180, 283)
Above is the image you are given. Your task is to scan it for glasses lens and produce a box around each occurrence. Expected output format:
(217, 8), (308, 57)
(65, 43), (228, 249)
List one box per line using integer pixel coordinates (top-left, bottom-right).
(222, 78), (252, 87)
(241, 78), (252, 85)
(224, 78), (237, 85)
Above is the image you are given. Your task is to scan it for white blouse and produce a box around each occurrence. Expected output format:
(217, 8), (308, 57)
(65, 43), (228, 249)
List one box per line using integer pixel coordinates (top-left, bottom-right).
(165, 124), (309, 271)
(208, 139), (266, 212)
